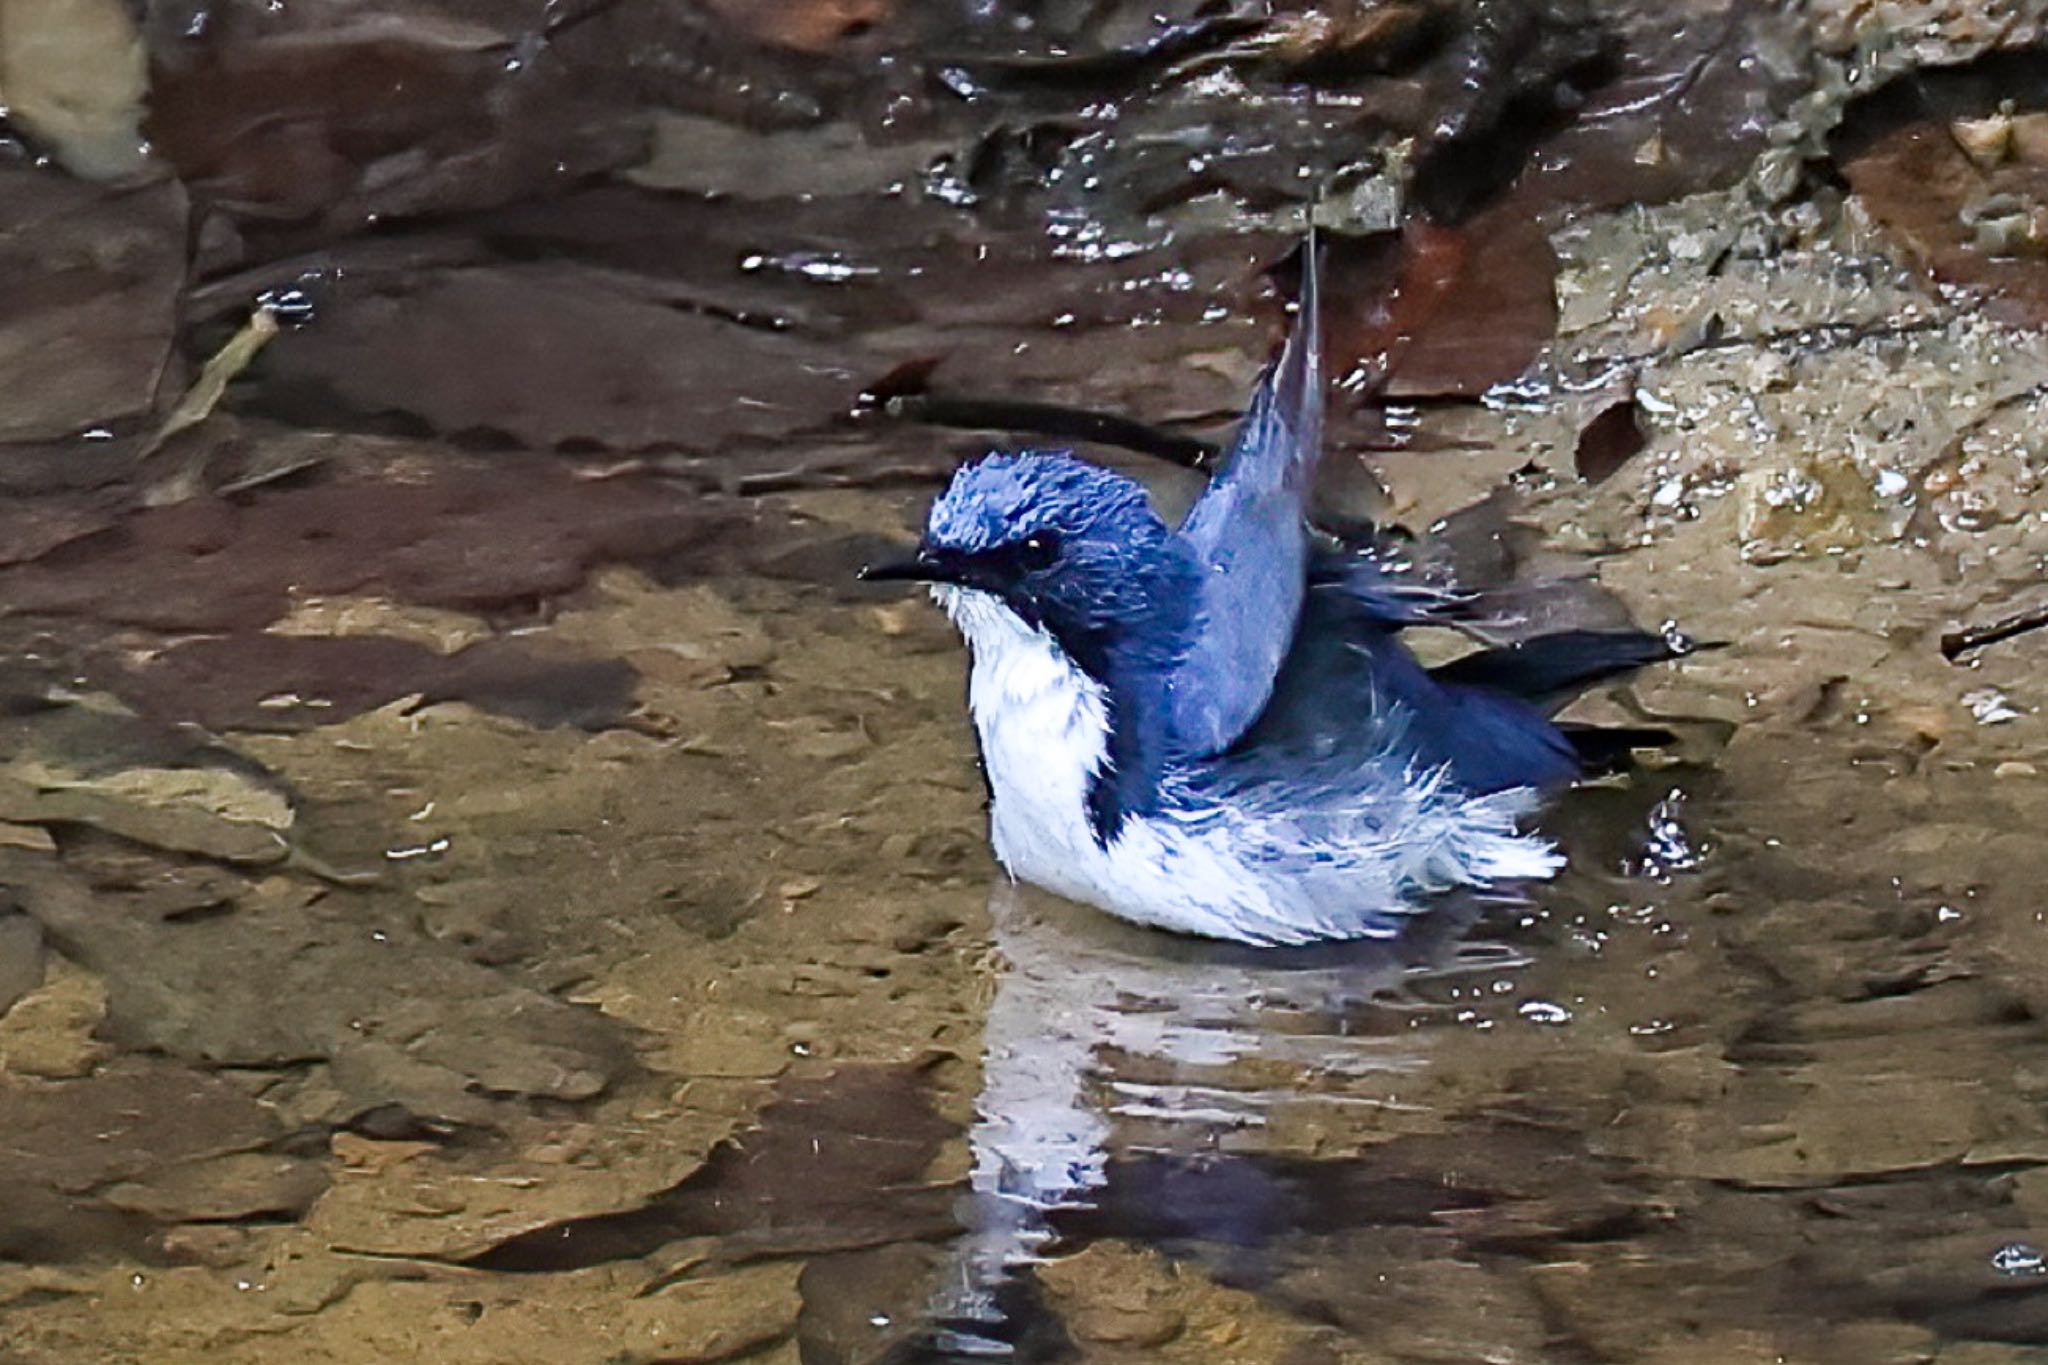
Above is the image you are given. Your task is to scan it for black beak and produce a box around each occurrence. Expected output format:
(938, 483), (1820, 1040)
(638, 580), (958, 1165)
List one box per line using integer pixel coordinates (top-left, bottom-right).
(859, 550), (949, 584)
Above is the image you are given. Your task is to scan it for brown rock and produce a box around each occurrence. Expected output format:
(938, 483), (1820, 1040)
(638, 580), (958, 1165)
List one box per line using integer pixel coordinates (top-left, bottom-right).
(0, 165), (183, 441)
(103, 1152), (329, 1222)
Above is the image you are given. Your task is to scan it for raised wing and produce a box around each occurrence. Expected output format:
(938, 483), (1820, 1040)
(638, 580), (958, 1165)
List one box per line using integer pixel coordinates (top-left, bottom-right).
(1166, 234), (1324, 756)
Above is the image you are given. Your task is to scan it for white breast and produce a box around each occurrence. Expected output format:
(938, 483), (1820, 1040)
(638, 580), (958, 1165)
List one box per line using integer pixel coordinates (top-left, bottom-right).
(937, 587), (1289, 939)
(938, 587), (1117, 908)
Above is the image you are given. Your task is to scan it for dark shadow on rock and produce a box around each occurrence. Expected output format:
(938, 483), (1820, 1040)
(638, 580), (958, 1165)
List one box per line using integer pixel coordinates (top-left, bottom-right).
(0, 1058), (289, 1264)
(464, 1064), (960, 1272)
(0, 908), (49, 1019)
(1574, 398), (1649, 484)
(122, 633), (642, 734)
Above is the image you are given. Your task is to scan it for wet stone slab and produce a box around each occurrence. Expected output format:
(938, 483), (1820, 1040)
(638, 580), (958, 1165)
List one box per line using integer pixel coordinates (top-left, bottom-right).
(0, 166), (185, 443)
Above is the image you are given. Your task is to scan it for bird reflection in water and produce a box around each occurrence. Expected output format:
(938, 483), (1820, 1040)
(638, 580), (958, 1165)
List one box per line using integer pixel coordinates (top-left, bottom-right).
(919, 881), (1523, 1358)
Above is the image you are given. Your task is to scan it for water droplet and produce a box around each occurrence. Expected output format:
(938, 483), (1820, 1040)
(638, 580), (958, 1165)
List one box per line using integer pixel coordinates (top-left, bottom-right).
(255, 279), (321, 328)
(1964, 687), (2023, 725)
(738, 250), (877, 284)
(1992, 1242), (2045, 1277)
(1629, 789), (1703, 877)
(1518, 999), (1572, 1026)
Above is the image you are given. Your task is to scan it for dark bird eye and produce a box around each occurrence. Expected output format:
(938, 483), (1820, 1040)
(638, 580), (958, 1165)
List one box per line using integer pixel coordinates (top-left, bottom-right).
(1017, 531), (1061, 572)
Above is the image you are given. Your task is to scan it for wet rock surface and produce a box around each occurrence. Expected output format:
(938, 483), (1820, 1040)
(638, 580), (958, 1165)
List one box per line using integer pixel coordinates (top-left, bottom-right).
(4, 0), (2048, 1361)
(0, 167), (184, 442)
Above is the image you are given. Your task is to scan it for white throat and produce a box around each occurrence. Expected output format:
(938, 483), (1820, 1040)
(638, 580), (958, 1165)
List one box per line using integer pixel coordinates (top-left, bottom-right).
(935, 586), (1115, 899)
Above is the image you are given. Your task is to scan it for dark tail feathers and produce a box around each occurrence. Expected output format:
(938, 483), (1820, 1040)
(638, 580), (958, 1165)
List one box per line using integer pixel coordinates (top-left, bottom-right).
(1429, 629), (1700, 714)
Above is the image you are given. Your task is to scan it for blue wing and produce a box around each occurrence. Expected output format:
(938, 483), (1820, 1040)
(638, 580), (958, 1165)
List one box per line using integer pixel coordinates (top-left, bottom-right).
(1166, 236), (1324, 757)
(1227, 565), (1572, 794)
(1226, 556), (1681, 795)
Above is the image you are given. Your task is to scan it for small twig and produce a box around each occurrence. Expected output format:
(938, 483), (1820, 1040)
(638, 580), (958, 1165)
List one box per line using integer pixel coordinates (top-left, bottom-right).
(140, 307), (280, 462)
(927, 11), (1264, 91)
(284, 842), (387, 888)
(883, 393), (1221, 471)
(1942, 603), (2048, 660)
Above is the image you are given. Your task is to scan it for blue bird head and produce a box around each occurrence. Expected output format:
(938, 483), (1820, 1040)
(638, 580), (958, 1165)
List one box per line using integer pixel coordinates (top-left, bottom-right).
(865, 452), (1199, 662)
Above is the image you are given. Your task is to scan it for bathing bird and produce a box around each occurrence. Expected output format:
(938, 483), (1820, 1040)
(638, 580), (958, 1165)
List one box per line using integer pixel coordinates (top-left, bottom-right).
(864, 239), (1684, 944)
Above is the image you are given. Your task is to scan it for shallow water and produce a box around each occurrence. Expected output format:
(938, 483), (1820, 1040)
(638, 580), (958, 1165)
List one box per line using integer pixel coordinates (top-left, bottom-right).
(7, 1), (2048, 1362)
